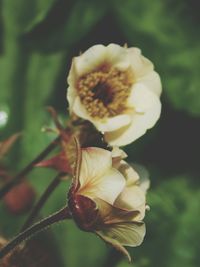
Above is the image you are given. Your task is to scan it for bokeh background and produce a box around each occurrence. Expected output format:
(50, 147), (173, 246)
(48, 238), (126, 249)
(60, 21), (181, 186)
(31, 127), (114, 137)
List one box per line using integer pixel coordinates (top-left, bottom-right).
(0, 0), (200, 266)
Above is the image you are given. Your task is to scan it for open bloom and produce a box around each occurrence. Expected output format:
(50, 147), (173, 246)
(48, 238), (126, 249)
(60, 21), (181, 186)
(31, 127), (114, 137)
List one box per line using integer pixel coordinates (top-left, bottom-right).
(67, 44), (162, 146)
(68, 142), (149, 261)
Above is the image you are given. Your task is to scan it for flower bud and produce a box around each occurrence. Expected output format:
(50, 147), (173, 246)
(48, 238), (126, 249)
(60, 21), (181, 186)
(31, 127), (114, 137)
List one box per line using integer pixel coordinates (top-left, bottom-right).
(3, 181), (35, 215)
(67, 142), (149, 261)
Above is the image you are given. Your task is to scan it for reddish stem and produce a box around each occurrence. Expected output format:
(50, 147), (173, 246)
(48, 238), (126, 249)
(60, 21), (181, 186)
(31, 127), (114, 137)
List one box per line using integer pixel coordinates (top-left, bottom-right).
(0, 135), (60, 200)
(0, 206), (71, 259)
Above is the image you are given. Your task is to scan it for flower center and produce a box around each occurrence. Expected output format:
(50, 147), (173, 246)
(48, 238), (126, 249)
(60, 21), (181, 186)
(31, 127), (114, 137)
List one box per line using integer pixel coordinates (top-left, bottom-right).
(77, 66), (134, 119)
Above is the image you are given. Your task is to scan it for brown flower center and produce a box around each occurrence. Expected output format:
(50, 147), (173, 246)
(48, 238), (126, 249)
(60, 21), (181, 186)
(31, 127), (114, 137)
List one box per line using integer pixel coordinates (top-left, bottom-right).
(77, 66), (134, 119)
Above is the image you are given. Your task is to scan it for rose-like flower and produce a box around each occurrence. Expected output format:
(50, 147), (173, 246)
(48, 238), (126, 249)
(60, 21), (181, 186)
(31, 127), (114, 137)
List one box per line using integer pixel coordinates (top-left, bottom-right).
(68, 141), (149, 261)
(67, 44), (162, 146)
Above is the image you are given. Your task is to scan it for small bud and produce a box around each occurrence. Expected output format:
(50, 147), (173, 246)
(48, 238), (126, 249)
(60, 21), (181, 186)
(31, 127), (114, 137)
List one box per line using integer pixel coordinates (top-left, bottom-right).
(3, 181), (35, 215)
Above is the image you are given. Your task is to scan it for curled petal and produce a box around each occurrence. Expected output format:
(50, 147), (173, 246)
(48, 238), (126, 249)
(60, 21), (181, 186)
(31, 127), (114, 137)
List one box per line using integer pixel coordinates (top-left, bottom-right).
(93, 114), (131, 132)
(127, 83), (160, 112)
(71, 45), (107, 77)
(71, 97), (92, 121)
(80, 167), (126, 205)
(96, 221), (145, 261)
(79, 147), (112, 186)
(96, 231), (131, 262)
(114, 186), (146, 221)
(95, 198), (140, 225)
(72, 97), (132, 132)
(106, 43), (131, 70)
(128, 48), (153, 77)
(99, 221), (145, 246)
(111, 147), (127, 160)
(112, 148), (127, 169)
(117, 161), (139, 186)
(132, 163), (150, 193)
(138, 71), (162, 96)
(77, 147), (126, 204)
(105, 85), (161, 146)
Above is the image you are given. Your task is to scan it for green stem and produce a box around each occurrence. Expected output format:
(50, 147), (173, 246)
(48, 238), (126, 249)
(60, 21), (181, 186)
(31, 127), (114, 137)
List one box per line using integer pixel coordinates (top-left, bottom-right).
(21, 172), (64, 231)
(0, 206), (71, 259)
(0, 135), (60, 199)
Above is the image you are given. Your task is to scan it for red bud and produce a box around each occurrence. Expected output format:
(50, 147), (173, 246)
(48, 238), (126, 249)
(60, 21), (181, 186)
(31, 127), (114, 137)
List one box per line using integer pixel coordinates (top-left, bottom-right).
(3, 182), (35, 215)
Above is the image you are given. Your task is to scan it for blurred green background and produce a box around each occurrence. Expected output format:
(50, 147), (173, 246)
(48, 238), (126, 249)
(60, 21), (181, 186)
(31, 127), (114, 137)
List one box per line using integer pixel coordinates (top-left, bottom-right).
(0, 0), (200, 266)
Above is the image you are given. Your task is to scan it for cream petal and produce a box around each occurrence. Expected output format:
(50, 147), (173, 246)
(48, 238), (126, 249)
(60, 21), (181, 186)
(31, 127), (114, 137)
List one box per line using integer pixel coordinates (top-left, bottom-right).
(127, 83), (160, 112)
(73, 45), (107, 77)
(96, 231), (131, 262)
(111, 147), (127, 160)
(94, 114), (131, 132)
(106, 43), (131, 70)
(67, 58), (79, 88)
(139, 177), (150, 193)
(112, 148), (127, 169)
(105, 109), (161, 146)
(73, 97), (131, 132)
(105, 85), (161, 146)
(131, 163), (150, 193)
(97, 221), (145, 248)
(138, 71), (162, 96)
(95, 198), (140, 225)
(82, 168), (126, 205)
(72, 97), (92, 120)
(79, 147), (112, 187)
(128, 48), (154, 77)
(117, 161), (139, 186)
(114, 186), (146, 220)
(66, 86), (78, 113)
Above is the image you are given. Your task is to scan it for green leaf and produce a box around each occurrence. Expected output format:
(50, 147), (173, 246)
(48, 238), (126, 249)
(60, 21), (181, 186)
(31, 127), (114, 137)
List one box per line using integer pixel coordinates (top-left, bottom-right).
(114, 0), (200, 116)
(27, 0), (109, 51)
(0, 38), (67, 167)
(20, 51), (66, 163)
(62, 0), (108, 46)
(2, 0), (57, 34)
(169, 191), (200, 267)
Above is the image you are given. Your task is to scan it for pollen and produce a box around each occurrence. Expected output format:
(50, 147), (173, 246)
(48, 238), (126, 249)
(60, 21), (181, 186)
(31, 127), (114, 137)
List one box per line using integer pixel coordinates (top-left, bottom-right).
(77, 66), (134, 119)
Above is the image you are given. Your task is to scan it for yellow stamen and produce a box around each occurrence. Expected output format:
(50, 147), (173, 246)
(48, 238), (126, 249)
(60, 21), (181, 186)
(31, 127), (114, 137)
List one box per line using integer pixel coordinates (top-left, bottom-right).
(77, 66), (134, 119)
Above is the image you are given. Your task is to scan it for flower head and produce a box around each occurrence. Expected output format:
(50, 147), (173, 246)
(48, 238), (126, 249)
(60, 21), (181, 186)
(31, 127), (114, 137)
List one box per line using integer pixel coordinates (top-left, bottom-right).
(67, 44), (162, 146)
(68, 140), (149, 261)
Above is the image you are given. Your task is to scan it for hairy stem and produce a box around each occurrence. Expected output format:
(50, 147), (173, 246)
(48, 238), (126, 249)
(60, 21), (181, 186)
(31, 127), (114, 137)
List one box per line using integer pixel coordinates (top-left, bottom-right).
(0, 206), (71, 259)
(0, 135), (60, 200)
(21, 172), (65, 231)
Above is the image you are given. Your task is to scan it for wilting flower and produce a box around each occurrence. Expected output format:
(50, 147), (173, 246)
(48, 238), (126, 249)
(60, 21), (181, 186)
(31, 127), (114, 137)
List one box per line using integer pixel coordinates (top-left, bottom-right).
(68, 141), (149, 261)
(67, 44), (162, 146)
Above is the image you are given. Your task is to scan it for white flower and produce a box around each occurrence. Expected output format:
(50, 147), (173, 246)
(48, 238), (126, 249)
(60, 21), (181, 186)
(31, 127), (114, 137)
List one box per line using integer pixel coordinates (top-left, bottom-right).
(67, 44), (162, 146)
(68, 143), (149, 261)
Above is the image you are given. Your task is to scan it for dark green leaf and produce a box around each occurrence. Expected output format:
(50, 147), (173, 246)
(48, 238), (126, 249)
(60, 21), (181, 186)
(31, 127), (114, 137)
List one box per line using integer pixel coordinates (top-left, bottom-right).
(114, 0), (200, 116)
(2, 0), (57, 34)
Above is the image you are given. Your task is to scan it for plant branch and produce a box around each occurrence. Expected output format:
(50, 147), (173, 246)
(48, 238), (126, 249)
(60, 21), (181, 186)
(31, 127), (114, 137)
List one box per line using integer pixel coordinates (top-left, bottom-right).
(0, 135), (61, 200)
(0, 206), (71, 260)
(21, 172), (65, 231)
